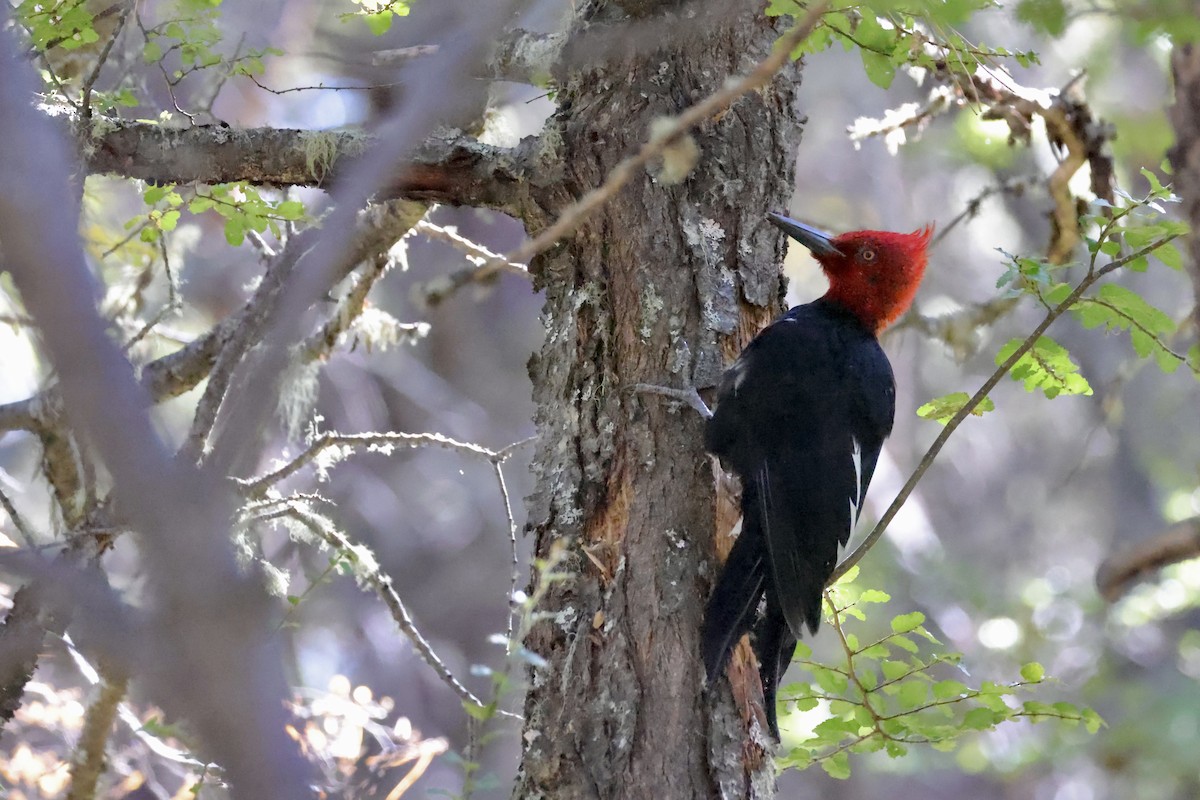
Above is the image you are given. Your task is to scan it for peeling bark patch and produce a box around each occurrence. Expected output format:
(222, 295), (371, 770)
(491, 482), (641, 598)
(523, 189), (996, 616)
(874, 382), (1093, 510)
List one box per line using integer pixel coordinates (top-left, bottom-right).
(583, 467), (632, 584)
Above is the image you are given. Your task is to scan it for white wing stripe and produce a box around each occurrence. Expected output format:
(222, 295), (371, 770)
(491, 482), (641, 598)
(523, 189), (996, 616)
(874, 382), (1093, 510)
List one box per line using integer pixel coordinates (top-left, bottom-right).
(849, 436), (863, 524)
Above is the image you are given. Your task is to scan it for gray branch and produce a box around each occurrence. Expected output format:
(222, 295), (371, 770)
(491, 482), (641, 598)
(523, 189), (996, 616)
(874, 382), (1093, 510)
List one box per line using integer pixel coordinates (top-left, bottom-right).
(81, 118), (544, 216)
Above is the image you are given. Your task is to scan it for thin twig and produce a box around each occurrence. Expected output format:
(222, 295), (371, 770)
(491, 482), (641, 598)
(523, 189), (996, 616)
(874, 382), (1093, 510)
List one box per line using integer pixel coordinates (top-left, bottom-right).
(241, 431), (515, 498)
(79, 0), (133, 121)
(303, 253), (392, 360)
(0, 484), (36, 548)
(67, 668), (129, 800)
(417, 219), (530, 305)
(276, 503), (511, 716)
(481, 3), (829, 274)
(492, 461), (521, 652)
(830, 234), (1182, 584)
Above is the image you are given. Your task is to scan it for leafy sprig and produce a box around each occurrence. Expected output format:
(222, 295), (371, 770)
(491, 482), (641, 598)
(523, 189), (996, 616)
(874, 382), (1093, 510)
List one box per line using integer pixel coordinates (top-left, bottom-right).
(768, 0), (1040, 89)
(778, 568), (1103, 779)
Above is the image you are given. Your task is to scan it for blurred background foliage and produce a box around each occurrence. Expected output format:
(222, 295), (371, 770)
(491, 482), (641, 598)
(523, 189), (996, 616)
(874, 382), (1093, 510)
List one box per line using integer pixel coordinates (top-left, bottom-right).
(1, 0), (1199, 798)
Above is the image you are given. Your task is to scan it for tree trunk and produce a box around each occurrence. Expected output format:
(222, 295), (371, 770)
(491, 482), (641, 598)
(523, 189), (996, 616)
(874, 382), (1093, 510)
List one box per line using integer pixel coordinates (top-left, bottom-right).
(1169, 25), (1200, 338)
(517, 3), (804, 797)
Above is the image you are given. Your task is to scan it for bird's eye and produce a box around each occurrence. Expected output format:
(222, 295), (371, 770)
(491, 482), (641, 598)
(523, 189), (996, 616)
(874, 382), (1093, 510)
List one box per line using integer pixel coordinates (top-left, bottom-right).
(861, 248), (877, 262)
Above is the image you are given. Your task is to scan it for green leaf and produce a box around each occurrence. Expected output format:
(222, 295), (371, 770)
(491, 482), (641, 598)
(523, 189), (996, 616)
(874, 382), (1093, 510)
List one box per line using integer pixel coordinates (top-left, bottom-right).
(765, 0), (803, 15)
(880, 660), (909, 681)
(1140, 166), (1168, 197)
(821, 751), (851, 779)
(932, 679), (967, 700)
(860, 49), (896, 88)
(365, 11), (393, 34)
(917, 392), (995, 425)
(858, 589), (890, 604)
(896, 679), (927, 708)
(276, 200), (305, 220)
(143, 184), (173, 205)
(963, 707), (1002, 730)
(1020, 662), (1045, 682)
(1156, 242), (1184, 270)
(811, 665), (849, 695)
(462, 701), (495, 721)
(890, 612), (925, 634)
(224, 218), (246, 246)
(143, 39), (163, 63)
(1070, 285), (1178, 371)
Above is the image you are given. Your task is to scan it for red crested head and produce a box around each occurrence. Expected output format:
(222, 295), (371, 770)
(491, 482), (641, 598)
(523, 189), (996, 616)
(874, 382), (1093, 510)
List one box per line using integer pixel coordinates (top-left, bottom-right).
(768, 214), (933, 334)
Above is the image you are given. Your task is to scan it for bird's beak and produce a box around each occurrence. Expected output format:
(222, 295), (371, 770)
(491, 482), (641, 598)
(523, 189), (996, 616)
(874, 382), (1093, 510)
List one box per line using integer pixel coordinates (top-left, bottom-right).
(767, 213), (842, 257)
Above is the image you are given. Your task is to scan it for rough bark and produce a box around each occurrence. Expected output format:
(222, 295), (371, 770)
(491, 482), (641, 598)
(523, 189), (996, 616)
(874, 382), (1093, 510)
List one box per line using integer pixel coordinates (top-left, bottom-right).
(1169, 26), (1200, 337)
(80, 120), (541, 214)
(516, 3), (804, 798)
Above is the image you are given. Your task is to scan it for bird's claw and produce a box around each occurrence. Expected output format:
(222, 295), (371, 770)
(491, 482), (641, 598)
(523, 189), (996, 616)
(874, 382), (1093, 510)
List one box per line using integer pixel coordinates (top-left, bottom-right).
(628, 383), (713, 420)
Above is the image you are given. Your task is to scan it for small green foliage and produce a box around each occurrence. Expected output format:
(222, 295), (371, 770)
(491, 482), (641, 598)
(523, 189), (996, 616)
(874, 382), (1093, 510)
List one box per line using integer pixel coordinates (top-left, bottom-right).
(995, 336), (1092, 399)
(132, 181), (308, 248)
(917, 392), (996, 425)
(1016, 0), (1068, 36)
(191, 184), (307, 246)
(342, 0), (412, 35)
(136, 0), (280, 102)
(776, 572), (1102, 778)
(16, 0), (99, 53)
(776, 1), (1038, 91)
(995, 248), (1055, 293)
(1020, 662), (1046, 682)
(1070, 284), (1182, 373)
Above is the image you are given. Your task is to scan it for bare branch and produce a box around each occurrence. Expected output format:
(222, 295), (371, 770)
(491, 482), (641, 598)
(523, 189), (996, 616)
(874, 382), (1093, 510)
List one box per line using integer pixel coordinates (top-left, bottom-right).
(197, 1), (528, 482)
(241, 430), (517, 498)
(851, 66), (1115, 265)
(415, 218), (530, 305)
(0, 199), (426, 437)
(0, 483), (36, 548)
(1097, 517), (1200, 603)
(81, 119), (539, 214)
(492, 461), (521, 651)
(1, 30), (312, 796)
(261, 501), (509, 716)
(67, 669), (128, 800)
(79, 1), (133, 121)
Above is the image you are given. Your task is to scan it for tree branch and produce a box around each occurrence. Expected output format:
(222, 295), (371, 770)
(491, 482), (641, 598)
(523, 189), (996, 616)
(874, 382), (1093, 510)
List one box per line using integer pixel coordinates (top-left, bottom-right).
(67, 668), (128, 800)
(0, 199), (426, 437)
(81, 119), (541, 214)
(1097, 517), (1200, 602)
(852, 67), (1115, 265)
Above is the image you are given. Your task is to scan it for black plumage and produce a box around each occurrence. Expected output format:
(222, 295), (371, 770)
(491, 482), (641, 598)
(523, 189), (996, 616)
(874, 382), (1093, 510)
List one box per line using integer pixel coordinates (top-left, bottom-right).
(702, 298), (895, 738)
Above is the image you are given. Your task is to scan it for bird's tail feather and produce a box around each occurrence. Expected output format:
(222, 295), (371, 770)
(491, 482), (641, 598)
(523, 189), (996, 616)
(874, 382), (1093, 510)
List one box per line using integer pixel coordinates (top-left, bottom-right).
(755, 592), (798, 741)
(701, 499), (767, 682)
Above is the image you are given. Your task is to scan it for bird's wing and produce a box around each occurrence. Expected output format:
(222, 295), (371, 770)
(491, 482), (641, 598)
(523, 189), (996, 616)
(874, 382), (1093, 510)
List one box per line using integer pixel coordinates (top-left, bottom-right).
(706, 305), (894, 641)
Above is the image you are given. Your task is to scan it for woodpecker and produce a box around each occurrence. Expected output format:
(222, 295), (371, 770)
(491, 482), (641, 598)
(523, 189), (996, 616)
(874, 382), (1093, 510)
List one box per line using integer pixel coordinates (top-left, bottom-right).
(702, 213), (933, 739)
